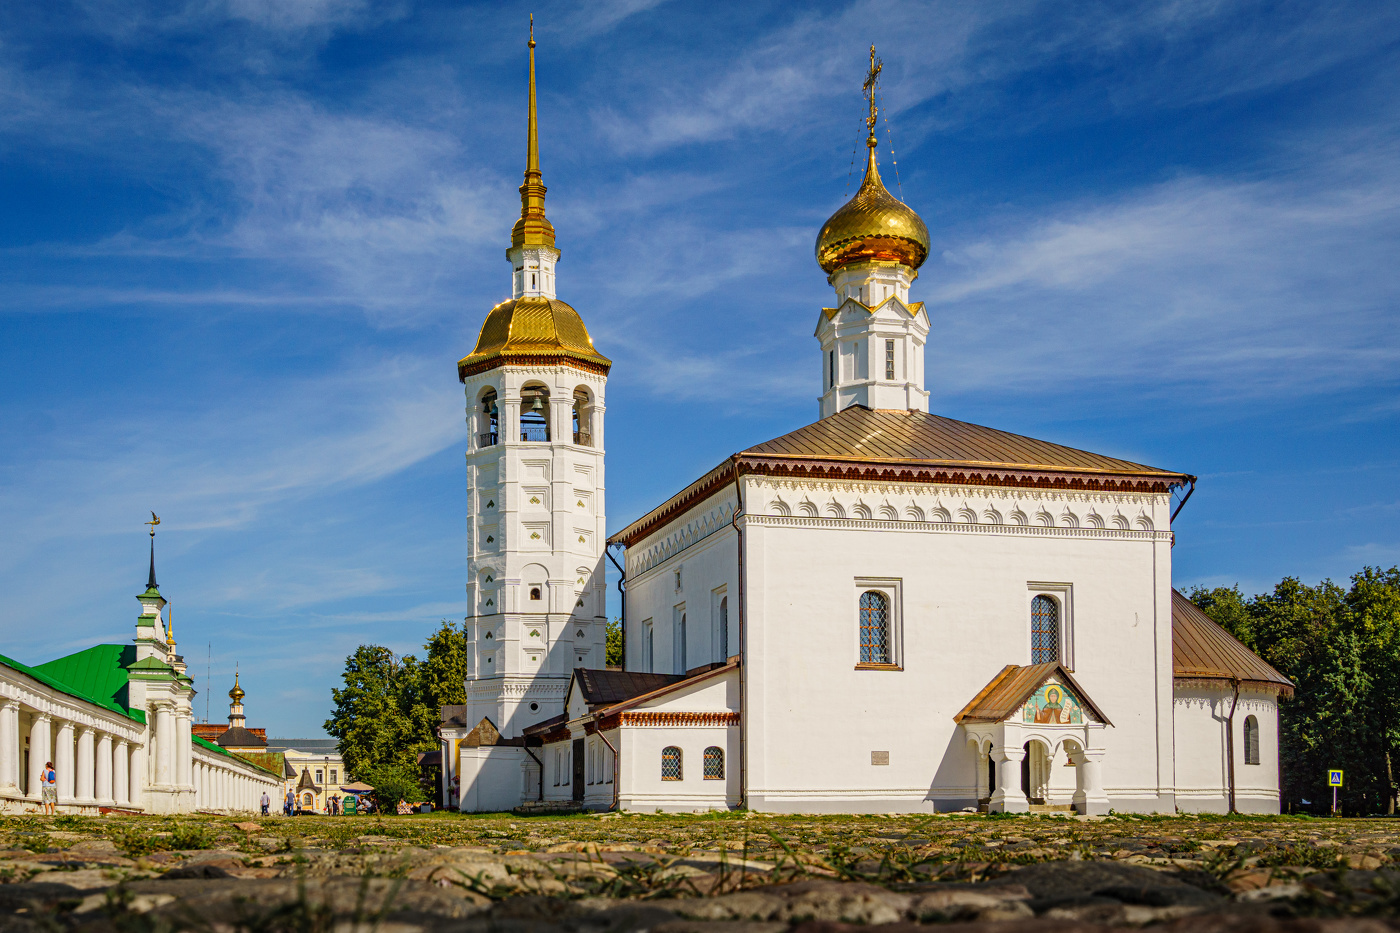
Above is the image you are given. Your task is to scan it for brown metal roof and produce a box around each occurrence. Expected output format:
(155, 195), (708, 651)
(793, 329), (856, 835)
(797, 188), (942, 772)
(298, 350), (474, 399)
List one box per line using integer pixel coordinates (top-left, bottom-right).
(954, 662), (1112, 726)
(609, 407), (1192, 547)
(440, 704), (470, 727)
(1172, 590), (1293, 695)
(589, 659), (740, 722)
(744, 407), (1176, 476)
(574, 669), (687, 706)
(215, 726), (267, 749)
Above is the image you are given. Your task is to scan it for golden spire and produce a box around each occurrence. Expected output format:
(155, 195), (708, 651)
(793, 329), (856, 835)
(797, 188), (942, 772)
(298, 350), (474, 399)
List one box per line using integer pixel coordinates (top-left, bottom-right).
(511, 14), (556, 251)
(166, 601), (175, 646)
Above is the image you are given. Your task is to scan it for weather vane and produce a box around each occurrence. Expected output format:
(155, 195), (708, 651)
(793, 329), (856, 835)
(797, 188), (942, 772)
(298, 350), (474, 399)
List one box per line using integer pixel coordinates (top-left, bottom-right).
(145, 511), (161, 538)
(863, 45), (883, 138)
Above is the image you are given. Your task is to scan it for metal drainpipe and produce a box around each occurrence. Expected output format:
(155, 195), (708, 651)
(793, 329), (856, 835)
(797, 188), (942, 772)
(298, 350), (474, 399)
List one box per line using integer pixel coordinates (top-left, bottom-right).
(597, 727), (620, 811)
(728, 461), (746, 809)
(523, 744), (544, 802)
(1226, 677), (1241, 814)
(606, 545), (627, 671)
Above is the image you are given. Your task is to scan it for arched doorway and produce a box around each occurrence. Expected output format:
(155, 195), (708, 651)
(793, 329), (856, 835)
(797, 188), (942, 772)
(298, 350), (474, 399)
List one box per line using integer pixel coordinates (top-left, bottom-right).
(1021, 741), (1050, 805)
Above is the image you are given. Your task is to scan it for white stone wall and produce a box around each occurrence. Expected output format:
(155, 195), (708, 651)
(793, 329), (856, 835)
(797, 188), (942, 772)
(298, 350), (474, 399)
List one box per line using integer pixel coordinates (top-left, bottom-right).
(623, 474), (1177, 814)
(457, 745), (531, 813)
(624, 488), (740, 675)
(1173, 683), (1281, 814)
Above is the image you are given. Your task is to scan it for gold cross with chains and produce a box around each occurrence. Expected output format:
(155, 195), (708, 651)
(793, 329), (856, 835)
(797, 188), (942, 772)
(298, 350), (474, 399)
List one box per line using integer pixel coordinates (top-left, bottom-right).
(863, 45), (882, 135)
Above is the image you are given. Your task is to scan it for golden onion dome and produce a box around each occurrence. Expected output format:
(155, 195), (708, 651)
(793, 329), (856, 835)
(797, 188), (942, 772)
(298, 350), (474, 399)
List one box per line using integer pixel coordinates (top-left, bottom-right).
(815, 142), (930, 275)
(457, 296), (611, 381)
(228, 673), (245, 703)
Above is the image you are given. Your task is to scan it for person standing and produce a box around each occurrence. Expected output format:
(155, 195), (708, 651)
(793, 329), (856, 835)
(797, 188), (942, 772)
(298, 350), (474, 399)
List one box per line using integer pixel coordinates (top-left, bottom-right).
(260, 790), (270, 816)
(284, 789), (295, 816)
(41, 761), (57, 815)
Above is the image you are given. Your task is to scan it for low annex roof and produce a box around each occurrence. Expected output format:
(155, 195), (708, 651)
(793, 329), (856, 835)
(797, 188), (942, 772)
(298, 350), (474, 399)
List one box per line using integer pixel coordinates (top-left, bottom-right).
(955, 662), (1112, 726)
(1171, 590), (1293, 695)
(217, 726), (267, 749)
(610, 406), (1192, 547)
(573, 669), (688, 706)
(586, 659), (739, 722)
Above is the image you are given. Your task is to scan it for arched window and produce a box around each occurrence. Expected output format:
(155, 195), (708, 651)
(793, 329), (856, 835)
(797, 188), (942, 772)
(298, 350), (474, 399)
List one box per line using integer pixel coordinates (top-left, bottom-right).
(859, 591), (890, 664)
(645, 621), (655, 672)
(1031, 595), (1059, 664)
(520, 385), (550, 442)
(1244, 715), (1260, 765)
(661, 746), (682, 781)
(530, 587), (542, 601)
(704, 746), (724, 780)
(676, 613), (687, 673)
(718, 596), (729, 661)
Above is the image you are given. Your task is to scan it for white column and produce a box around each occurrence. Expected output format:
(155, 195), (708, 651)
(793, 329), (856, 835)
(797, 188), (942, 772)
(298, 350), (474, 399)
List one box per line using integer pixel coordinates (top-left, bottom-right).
(129, 739), (145, 805)
(55, 719), (76, 804)
(113, 741), (130, 806)
(988, 743), (1029, 813)
(95, 732), (113, 805)
(0, 700), (18, 790)
(75, 726), (96, 804)
(154, 704), (173, 786)
(194, 762), (202, 808)
(176, 711), (192, 789)
(1071, 746), (1111, 815)
(28, 714), (51, 800)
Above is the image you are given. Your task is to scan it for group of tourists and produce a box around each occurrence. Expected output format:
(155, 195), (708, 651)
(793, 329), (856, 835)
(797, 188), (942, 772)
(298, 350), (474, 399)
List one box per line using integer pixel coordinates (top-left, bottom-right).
(255, 788), (368, 816)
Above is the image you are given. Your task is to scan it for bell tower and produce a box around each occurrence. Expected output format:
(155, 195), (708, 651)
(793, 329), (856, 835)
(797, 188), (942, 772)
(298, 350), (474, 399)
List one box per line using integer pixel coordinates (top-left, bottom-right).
(456, 21), (611, 740)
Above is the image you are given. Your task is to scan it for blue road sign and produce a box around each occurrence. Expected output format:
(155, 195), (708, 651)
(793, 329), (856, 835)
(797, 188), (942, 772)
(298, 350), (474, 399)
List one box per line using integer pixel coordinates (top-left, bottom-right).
(1328, 770), (1344, 787)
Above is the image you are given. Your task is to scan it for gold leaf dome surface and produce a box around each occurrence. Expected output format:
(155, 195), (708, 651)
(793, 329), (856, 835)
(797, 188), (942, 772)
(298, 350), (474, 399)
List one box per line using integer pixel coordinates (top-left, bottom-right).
(815, 147), (929, 275)
(457, 296), (611, 381)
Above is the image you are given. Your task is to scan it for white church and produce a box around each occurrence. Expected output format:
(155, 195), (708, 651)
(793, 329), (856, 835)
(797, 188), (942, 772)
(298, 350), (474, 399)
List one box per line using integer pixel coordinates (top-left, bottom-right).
(439, 37), (1292, 816)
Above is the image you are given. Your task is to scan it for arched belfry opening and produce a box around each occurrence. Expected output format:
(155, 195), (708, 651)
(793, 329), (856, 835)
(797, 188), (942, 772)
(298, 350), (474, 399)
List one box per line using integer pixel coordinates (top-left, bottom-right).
(520, 385), (550, 442)
(479, 389), (499, 447)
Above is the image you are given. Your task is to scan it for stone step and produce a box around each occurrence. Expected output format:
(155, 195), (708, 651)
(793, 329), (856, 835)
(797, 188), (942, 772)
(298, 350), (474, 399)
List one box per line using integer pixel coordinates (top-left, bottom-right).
(1029, 803), (1075, 813)
(514, 801), (585, 815)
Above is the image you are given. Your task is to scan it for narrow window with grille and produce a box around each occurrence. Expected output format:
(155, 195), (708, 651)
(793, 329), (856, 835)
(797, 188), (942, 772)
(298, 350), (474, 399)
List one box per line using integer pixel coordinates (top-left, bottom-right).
(661, 746), (683, 781)
(1244, 715), (1260, 765)
(885, 339), (895, 380)
(1031, 595), (1059, 664)
(860, 591), (890, 664)
(704, 746), (724, 779)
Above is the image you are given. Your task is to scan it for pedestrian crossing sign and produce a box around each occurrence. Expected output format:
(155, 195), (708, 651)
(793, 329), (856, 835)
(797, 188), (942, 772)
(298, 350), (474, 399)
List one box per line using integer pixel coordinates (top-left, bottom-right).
(1328, 770), (1344, 787)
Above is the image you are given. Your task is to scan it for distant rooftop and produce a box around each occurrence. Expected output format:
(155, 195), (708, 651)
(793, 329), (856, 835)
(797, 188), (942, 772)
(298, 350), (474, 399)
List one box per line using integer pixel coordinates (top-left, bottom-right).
(266, 738), (340, 754)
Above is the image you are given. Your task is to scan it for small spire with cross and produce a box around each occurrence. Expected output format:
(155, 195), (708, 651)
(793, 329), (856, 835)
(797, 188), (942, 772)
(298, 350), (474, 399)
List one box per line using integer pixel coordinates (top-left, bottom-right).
(863, 45), (883, 147)
(144, 512), (161, 591)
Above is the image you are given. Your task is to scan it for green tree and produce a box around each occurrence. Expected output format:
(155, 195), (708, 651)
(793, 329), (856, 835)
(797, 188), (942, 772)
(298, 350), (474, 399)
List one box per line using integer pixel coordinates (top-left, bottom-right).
(325, 620), (472, 798)
(325, 646), (419, 777)
(1190, 568), (1400, 814)
(606, 617), (623, 668)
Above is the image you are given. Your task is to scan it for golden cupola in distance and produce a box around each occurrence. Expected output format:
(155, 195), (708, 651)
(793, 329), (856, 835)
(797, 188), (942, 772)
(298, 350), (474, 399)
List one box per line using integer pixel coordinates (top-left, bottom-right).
(457, 20), (609, 382)
(814, 77), (930, 277)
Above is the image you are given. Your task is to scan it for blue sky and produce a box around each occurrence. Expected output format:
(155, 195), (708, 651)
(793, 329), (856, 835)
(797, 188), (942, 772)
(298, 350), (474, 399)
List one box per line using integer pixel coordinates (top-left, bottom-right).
(2, 0), (1397, 737)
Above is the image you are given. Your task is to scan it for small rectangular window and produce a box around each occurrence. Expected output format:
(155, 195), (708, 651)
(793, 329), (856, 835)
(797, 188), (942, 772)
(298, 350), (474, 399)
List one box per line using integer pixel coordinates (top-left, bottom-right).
(315, 770), (323, 783)
(885, 340), (895, 380)
(330, 769), (337, 784)
(828, 350), (835, 388)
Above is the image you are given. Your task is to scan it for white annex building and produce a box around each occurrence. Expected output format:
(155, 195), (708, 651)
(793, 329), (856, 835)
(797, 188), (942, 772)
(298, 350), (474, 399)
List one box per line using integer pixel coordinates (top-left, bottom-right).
(440, 39), (1293, 816)
(0, 541), (282, 814)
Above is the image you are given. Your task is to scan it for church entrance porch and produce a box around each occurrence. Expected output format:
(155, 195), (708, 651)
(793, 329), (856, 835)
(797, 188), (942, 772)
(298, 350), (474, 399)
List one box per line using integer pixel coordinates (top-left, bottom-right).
(956, 662), (1113, 815)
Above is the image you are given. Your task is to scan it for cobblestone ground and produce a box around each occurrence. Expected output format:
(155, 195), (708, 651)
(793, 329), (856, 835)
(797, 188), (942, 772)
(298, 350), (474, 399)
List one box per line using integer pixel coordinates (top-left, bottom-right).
(5, 811), (1400, 931)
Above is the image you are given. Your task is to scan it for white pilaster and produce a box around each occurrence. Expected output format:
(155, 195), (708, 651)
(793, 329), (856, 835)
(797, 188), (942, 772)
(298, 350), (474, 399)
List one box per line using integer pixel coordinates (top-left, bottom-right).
(154, 703), (173, 786)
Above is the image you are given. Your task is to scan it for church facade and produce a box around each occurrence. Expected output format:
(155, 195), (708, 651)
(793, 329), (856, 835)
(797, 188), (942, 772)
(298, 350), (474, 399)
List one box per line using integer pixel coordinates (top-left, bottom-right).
(440, 39), (1292, 816)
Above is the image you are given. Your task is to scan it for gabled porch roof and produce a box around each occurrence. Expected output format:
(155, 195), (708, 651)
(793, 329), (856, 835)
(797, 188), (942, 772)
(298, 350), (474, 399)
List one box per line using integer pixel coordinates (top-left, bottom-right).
(955, 662), (1112, 727)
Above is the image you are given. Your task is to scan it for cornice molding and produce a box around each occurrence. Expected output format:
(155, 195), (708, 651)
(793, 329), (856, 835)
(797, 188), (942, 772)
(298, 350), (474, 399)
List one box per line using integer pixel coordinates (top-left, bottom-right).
(744, 514), (1172, 542)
